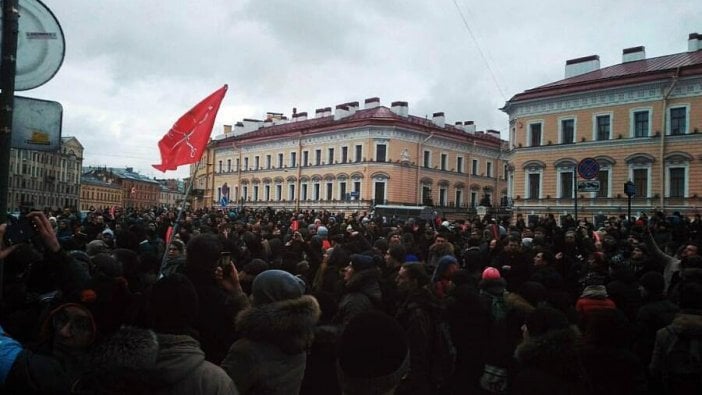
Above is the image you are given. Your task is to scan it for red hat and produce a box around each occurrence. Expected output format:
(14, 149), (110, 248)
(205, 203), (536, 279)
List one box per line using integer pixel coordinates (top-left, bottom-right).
(482, 267), (501, 280)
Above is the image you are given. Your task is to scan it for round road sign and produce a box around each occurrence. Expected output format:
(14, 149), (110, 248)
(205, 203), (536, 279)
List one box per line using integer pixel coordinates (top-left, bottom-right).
(577, 158), (600, 179)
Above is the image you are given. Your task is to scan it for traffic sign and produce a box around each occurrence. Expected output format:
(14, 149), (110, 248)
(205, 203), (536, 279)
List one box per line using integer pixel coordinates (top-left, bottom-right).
(577, 158), (600, 179)
(578, 180), (600, 192)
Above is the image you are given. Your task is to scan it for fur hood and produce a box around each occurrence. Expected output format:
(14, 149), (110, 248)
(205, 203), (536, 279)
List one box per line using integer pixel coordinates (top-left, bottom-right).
(344, 267), (382, 302)
(669, 311), (702, 336)
(515, 327), (581, 380)
(505, 291), (536, 314)
(236, 294), (321, 354)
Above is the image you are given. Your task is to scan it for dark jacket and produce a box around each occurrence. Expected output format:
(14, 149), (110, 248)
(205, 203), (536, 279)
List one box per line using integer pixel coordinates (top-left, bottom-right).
(221, 295), (320, 395)
(650, 311), (702, 394)
(333, 269), (383, 326)
(513, 328), (586, 395)
(633, 297), (679, 366)
(76, 327), (237, 395)
(394, 286), (442, 395)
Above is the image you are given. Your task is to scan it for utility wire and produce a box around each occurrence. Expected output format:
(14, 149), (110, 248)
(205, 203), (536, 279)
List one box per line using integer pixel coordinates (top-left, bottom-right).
(451, 0), (507, 100)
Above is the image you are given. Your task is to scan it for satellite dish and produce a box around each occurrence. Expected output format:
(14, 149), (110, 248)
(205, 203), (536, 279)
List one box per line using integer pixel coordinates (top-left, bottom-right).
(0, 0), (65, 91)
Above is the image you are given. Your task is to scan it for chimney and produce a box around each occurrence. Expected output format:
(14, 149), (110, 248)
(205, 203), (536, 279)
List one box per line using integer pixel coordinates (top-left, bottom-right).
(315, 108), (326, 118)
(390, 101), (408, 117)
(486, 129), (501, 139)
(334, 104), (349, 120)
(622, 46), (645, 63)
(274, 116), (289, 125)
(689, 32), (702, 52)
(223, 124), (232, 135)
(364, 97), (380, 109)
(432, 112), (445, 128)
(323, 107), (332, 117)
(242, 118), (263, 133)
(463, 120), (476, 134)
(294, 111), (308, 122)
(346, 101), (359, 116)
(565, 55), (600, 78)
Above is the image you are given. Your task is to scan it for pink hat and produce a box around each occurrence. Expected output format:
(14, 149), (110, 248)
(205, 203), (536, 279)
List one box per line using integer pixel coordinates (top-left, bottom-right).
(482, 267), (501, 280)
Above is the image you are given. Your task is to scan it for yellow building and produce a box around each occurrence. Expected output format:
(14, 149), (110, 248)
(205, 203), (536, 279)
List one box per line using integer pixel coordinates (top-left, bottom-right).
(191, 98), (509, 218)
(502, 34), (702, 223)
(80, 175), (123, 211)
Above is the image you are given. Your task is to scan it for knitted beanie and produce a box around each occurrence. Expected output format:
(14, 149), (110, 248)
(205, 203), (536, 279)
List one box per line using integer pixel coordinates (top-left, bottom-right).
(252, 269), (306, 306)
(482, 267), (501, 280)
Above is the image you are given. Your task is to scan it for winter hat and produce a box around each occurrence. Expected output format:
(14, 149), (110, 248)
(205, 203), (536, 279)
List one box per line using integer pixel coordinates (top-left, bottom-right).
(639, 271), (664, 295)
(86, 240), (109, 257)
(252, 269), (306, 306)
(149, 273), (199, 334)
(337, 311), (409, 395)
(101, 228), (114, 239)
(404, 254), (420, 263)
(349, 254), (375, 272)
(433, 255), (459, 282)
(525, 306), (570, 337)
(317, 226), (329, 237)
(91, 253), (124, 278)
(482, 267), (501, 280)
(242, 259), (269, 276)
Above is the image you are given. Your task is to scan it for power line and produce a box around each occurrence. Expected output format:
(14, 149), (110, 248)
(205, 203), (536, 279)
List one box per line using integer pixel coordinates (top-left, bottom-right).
(451, 0), (507, 100)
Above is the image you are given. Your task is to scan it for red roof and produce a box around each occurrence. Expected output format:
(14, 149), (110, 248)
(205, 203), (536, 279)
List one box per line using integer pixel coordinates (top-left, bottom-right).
(218, 106), (503, 147)
(508, 50), (702, 103)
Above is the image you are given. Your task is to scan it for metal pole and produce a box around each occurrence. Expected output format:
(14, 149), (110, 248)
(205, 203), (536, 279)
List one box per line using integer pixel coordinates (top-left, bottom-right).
(0, 0), (19, 223)
(573, 168), (578, 222)
(0, 0), (19, 303)
(158, 159), (201, 277)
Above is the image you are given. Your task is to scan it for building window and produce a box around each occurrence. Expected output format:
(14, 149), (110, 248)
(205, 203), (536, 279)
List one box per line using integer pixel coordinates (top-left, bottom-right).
(328, 148), (335, 164)
(455, 189), (463, 207)
(290, 152), (297, 167)
(560, 118), (575, 144)
(218, 161), (222, 173)
(301, 183), (308, 200)
(632, 168), (649, 198)
(470, 191), (477, 207)
(456, 157), (464, 173)
(265, 155), (270, 169)
(669, 106), (688, 135)
(527, 172), (541, 199)
(355, 145), (362, 162)
(253, 186), (259, 201)
(440, 154), (447, 170)
(243, 186), (249, 201)
(275, 185), (282, 201)
(315, 150), (321, 165)
(558, 169), (574, 198)
(528, 122), (542, 147)
(632, 110), (650, 137)
(288, 184), (295, 201)
(227, 159), (231, 172)
(668, 167), (685, 198)
(423, 150), (431, 168)
(486, 162), (493, 178)
(595, 114), (610, 141)
(303, 151), (309, 167)
(472, 159), (478, 176)
(243, 158), (249, 171)
(376, 144), (387, 162)
(339, 181), (347, 200)
(341, 146), (348, 163)
(597, 169), (610, 198)
(353, 181), (361, 200)
(439, 187), (447, 206)
(278, 153), (284, 168)
(326, 182), (333, 200)
(313, 182), (320, 200)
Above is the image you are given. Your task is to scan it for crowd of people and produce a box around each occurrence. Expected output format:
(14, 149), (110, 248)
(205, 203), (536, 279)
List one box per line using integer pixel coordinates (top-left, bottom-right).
(1, 205), (701, 394)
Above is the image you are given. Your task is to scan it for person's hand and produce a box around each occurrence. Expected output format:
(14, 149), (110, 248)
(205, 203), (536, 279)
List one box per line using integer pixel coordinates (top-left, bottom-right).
(27, 211), (61, 253)
(555, 252), (564, 260)
(215, 263), (242, 294)
(0, 224), (20, 259)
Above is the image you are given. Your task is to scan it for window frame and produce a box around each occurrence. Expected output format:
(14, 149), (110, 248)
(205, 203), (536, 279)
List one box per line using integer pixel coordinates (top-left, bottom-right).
(630, 107), (651, 138)
(593, 112), (612, 141)
(667, 105), (689, 136)
(527, 121), (543, 147)
(558, 116), (577, 144)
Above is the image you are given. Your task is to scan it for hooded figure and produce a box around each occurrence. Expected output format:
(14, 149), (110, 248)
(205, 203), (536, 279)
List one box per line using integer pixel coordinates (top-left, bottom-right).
(333, 254), (383, 326)
(221, 270), (321, 395)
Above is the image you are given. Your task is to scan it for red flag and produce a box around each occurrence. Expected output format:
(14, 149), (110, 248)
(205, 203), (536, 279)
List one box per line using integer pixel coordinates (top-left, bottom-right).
(153, 85), (228, 172)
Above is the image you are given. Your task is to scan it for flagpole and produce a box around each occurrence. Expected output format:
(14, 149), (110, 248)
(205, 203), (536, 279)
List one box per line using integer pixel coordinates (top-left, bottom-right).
(159, 159), (202, 277)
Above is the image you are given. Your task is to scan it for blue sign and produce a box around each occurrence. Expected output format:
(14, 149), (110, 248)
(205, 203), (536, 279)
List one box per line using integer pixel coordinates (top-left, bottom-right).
(577, 158), (600, 180)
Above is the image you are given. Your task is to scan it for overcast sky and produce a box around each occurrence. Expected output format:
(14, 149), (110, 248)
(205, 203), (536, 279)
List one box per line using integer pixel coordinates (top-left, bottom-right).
(27, 0), (701, 179)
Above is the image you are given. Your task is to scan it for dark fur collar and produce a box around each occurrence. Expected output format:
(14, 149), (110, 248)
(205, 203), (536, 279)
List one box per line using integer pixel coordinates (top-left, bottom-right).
(236, 294), (321, 354)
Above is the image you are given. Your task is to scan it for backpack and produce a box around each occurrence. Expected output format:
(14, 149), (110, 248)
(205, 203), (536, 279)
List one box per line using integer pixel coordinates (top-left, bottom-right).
(663, 327), (702, 392)
(481, 290), (508, 322)
(429, 317), (457, 388)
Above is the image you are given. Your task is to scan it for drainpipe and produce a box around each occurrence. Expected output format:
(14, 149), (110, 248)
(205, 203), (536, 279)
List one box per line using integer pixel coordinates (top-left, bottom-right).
(417, 132), (434, 205)
(659, 67), (680, 209)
